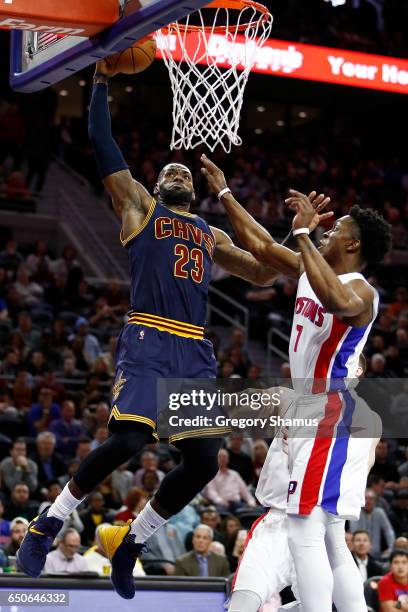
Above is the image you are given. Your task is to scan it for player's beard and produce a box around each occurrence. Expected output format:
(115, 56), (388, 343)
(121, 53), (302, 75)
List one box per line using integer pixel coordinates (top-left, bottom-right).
(160, 184), (194, 206)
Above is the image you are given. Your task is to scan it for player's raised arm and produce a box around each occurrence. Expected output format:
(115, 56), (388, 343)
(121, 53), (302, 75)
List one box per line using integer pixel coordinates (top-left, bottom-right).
(201, 154), (332, 279)
(89, 60), (152, 240)
(286, 190), (376, 323)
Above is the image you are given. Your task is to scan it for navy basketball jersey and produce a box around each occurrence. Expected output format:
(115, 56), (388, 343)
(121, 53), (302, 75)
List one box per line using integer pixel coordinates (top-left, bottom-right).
(121, 199), (215, 332)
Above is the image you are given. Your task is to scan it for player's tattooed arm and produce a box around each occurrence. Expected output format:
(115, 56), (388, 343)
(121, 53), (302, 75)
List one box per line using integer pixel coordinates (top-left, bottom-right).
(201, 155), (332, 278)
(287, 190), (374, 325)
(210, 227), (278, 286)
(91, 60), (152, 239)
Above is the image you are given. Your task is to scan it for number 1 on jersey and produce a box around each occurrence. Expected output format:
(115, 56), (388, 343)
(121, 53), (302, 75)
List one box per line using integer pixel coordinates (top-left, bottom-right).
(294, 324), (303, 352)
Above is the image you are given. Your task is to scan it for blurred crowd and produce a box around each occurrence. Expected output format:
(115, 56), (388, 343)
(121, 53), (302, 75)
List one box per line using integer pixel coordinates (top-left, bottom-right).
(272, 0), (408, 57)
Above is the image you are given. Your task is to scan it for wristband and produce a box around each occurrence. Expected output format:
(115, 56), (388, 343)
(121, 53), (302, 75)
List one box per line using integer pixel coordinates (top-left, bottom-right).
(292, 227), (310, 237)
(217, 187), (231, 199)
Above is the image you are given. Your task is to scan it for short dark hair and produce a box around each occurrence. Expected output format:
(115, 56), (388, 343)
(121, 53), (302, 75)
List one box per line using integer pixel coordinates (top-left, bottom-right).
(367, 474), (384, 487)
(352, 530), (370, 540)
(390, 549), (408, 563)
(11, 437), (26, 449)
(349, 205), (392, 265)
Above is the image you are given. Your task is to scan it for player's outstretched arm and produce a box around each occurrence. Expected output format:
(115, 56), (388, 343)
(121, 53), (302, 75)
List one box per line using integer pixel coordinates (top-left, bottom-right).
(201, 155), (332, 279)
(287, 190), (374, 324)
(89, 61), (152, 240)
(210, 227), (279, 286)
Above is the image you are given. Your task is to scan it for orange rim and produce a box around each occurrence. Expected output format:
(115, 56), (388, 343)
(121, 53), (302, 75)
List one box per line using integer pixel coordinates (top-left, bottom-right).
(160, 0), (272, 34)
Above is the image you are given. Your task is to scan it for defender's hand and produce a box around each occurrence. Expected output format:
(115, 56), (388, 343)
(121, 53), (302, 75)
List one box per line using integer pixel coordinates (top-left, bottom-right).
(286, 189), (332, 231)
(200, 154), (228, 196)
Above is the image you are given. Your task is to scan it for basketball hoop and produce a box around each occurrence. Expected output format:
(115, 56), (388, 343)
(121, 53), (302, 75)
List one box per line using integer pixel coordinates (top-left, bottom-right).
(156, 0), (273, 152)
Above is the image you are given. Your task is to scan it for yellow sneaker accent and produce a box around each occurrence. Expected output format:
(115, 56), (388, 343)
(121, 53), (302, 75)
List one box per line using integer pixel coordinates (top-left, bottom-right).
(29, 527), (46, 536)
(98, 520), (132, 560)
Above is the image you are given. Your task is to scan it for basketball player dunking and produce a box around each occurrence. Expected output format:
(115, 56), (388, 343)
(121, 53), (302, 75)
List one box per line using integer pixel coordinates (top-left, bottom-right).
(16, 61), (333, 598)
(200, 155), (391, 612)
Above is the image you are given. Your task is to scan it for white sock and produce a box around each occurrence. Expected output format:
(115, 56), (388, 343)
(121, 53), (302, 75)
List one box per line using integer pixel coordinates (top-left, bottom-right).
(129, 501), (168, 543)
(47, 484), (85, 521)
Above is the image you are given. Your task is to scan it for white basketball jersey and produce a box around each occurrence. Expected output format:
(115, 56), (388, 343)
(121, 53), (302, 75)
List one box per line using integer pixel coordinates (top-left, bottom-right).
(289, 272), (379, 394)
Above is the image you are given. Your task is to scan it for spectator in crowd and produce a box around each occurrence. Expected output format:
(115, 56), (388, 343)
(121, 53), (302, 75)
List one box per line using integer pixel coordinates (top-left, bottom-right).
(114, 487), (147, 524)
(73, 318), (101, 366)
(140, 469), (160, 499)
(0, 239), (23, 272)
(226, 433), (254, 485)
(377, 550), (408, 610)
(3, 483), (38, 521)
(350, 488), (396, 559)
(394, 538), (408, 552)
(167, 504), (200, 547)
(27, 387), (60, 436)
(174, 525), (230, 577)
(371, 439), (400, 487)
(219, 514), (242, 566)
(75, 437), (91, 462)
(58, 458), (80, 489)
(252, 440), (269, 486)
(30, 431), (66, 492)
(351, 530), (384, 580)
(0, 498), (11, 545)
(90, 426), (109, 451)
(2, 517), (28, 556)
(111, 463), (133, 504)
(43, 528), (89, 574)
(84, 523), (145, 576)
(141, 520), (185, 575)
(49, 400), (83, 458)
(38, 481), (83, 537)
(345, 531), (354, 551)
(185, 505), (223, 551)
(133, 450), (165, 488)
(79, 492), (113, 546)
(13, 265), (43, 307)
(204, 449), (256, 512)
(0, 438), (38, 494)
(17, 311), (41, 351)
(390, 491), (408, 535)
(367, 474), (391, 514)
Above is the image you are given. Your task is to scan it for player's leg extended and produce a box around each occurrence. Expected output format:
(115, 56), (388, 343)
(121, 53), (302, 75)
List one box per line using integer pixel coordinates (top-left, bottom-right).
(325, 517), (366, 612)
(106, 436), (221, 598)
(287, 507), (334, 612)
(16, 423), (150, 578)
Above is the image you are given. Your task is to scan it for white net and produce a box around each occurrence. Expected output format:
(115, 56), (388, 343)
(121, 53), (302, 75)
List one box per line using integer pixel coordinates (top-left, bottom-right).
(156, 1), (273, 152)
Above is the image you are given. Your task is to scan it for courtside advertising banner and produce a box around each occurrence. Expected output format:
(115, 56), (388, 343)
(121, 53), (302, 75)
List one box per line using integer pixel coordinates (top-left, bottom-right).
(156, 35), (408, 95)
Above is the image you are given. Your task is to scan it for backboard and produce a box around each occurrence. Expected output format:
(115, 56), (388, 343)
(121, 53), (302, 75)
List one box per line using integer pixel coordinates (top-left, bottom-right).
(7, 0), (211, 92)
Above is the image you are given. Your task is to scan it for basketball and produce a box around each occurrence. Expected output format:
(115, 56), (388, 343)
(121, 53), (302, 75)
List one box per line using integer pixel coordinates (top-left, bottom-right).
(106, 35), (157, 76)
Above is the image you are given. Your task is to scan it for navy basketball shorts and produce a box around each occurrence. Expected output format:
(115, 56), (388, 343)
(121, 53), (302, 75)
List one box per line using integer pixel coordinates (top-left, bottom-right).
(109, 320), (227, 443)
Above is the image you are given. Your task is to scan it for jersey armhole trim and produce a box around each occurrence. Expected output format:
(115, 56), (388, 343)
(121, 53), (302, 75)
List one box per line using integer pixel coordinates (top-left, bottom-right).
(120, 197), (156, 246)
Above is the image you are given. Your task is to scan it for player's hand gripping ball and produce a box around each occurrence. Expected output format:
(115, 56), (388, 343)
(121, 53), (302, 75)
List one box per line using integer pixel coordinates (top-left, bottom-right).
(97, 35), (157, 77)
